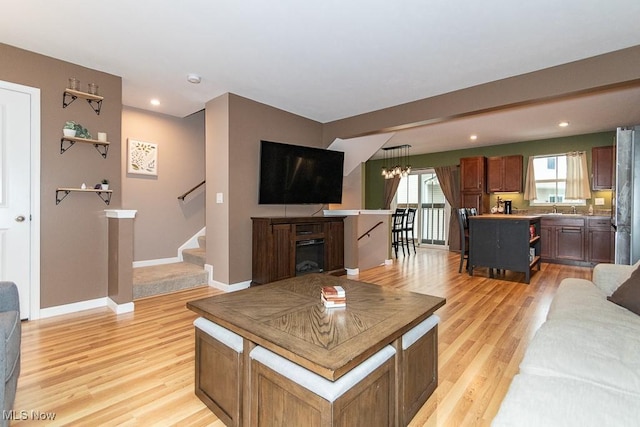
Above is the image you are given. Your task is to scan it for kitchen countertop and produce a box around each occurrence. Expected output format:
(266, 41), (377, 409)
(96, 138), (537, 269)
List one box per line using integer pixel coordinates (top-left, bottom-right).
(470, 214), (542, 220)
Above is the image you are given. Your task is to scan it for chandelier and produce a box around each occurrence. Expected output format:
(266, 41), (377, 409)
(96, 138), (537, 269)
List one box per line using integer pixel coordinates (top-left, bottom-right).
(381, 144), (411, 179)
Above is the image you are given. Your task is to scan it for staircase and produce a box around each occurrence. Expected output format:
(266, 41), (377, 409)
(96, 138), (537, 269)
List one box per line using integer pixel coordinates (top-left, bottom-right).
(133, 235), (209, 299)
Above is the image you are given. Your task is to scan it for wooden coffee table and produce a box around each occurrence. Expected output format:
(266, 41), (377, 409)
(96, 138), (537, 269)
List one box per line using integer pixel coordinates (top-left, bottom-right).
(187, 274), (445, 425)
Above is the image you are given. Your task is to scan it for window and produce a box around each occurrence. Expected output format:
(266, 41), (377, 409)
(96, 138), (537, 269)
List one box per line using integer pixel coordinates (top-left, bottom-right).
(529, 154), (586, 205)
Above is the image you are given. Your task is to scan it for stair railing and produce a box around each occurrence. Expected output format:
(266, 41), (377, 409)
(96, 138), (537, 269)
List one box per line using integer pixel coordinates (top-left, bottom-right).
(178, 180), (205, 201)
(358, 221), (384, 241)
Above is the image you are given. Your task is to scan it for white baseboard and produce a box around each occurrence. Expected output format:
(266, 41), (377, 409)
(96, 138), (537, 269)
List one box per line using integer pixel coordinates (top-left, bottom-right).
(40, 297), (109, 319)
(346, 268), (359, 276)
(209, 279), (251, 292)
(204, 264), (250, 292)
(107, 298), (134, 314)
(133, 257), (180, 268)
(384, 259), (393, 265)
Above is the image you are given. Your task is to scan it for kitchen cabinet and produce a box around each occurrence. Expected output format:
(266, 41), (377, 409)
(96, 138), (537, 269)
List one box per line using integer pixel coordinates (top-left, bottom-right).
(461, 156), (486, 192)
(541, 215), (612, 266)
(468, 215), (541, 284)
(592, 145), (614, 190)
(487, 155), (523, 193)
(541, 216), (585, 263)
(587, 217), (614, 264)
(460, 156), (490, 214)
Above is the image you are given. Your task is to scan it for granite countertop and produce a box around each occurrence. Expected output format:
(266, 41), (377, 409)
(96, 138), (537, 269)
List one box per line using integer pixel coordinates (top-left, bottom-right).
(471, 214), (542, 220)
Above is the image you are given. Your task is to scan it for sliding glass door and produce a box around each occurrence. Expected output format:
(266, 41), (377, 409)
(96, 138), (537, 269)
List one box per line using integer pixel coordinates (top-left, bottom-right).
(396, 169), (450, 247)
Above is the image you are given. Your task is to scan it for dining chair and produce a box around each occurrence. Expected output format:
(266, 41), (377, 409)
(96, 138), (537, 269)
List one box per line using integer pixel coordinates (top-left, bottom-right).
(403, 208), (417, 254)
(457, 208), (470, 273)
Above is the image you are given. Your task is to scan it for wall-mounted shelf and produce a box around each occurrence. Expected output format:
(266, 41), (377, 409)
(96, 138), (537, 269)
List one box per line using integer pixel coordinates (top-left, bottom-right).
(60, 136), (110, 158)
(62, 88), (104, 115)
(56, 188), (112, 205)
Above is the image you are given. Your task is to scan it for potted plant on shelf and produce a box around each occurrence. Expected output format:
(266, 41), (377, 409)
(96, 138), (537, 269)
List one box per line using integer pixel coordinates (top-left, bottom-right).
(101, 179), (109, 190)
(64, 121), (92, 139)
(63, 121), (77, 137)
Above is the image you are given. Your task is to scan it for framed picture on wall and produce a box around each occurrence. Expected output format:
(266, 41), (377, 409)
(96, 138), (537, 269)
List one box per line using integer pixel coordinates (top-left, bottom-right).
(127, 139), (158, 176)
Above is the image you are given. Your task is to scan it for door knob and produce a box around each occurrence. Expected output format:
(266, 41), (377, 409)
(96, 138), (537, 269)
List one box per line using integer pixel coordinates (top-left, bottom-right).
(15, 215), (25, 222)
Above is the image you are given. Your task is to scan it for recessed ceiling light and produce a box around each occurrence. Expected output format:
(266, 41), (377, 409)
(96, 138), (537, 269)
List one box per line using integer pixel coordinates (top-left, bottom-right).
(187, 74), (202, 84)
(150, 99), (160, 106)
(470, 134), (478, 141)
(558, 121), (569, 127)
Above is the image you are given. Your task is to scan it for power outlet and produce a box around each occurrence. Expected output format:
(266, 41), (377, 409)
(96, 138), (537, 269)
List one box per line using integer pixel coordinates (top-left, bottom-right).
(216, 192), (223, 204)
(595, 197), (605, 206)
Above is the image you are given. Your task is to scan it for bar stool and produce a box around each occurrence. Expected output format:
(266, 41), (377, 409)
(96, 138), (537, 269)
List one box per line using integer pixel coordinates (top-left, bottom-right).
(403, 207), (417, 254)
(392, 209), (406, 257)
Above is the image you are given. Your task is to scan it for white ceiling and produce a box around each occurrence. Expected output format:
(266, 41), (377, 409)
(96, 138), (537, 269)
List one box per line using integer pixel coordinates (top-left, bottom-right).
(3, 0), (640, 156)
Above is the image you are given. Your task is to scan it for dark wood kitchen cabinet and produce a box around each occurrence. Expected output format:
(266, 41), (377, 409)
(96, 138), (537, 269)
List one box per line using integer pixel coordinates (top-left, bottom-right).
(460, 156), (490, 214)
(541, 215), (612, 266)
(541, 216), (585, 263)
(461, 156), (486, 192)
(587, 217), (614, 264)
(251, 216), (345, 285)
(487, 155), (523, 193)
(592, 145), (614, 190)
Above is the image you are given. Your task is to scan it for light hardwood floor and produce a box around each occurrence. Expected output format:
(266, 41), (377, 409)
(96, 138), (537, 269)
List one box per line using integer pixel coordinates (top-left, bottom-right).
(13, 248), (591, 426)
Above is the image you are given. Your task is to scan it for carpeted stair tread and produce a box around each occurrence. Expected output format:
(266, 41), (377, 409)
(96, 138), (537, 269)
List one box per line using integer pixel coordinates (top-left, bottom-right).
(182, 247), (206, 267)
(133, 262), (208, 299)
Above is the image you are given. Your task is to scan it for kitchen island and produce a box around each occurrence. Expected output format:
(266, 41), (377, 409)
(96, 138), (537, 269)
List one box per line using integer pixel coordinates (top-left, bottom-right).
(468, 214), (542, 283)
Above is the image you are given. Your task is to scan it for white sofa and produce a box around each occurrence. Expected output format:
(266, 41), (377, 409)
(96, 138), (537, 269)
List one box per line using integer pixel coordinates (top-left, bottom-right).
(493, 263), (640, 427)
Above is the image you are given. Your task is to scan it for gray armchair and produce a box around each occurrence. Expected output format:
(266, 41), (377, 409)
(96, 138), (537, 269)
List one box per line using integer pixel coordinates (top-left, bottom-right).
(0, 282), (20, 424)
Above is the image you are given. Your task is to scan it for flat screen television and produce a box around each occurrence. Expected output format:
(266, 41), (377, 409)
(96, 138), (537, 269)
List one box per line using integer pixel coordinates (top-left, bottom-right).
(259, 140), (344, 204)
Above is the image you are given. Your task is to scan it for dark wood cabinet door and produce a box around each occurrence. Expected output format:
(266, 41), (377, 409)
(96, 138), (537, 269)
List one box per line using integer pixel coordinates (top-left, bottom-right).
(487, 155), (522, 193)
(461, 192), (482, 211)
(555, 226), (585, 261)
(592, 145), (614, 190)
(460, 157), (486, 192)
(271, 224), (294, 281)
(540, 225), (554, 259)
(324, 221), (344, 271)
(486, 157), (503, 193)
(461, 191), (490, 215)
(502, 155), (523, 192)
(588, 229), (613, 264)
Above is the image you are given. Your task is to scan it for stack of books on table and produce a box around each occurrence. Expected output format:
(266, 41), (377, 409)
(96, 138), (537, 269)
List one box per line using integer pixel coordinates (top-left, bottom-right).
(321, 285), (346, 308)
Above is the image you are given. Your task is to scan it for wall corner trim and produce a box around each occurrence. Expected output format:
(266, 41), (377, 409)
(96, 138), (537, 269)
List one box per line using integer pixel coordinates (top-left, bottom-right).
(107, 298), (134, 314)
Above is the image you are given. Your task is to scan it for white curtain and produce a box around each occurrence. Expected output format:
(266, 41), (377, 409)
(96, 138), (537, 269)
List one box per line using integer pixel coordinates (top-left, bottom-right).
(523, 156), (537, 201)
(565, 151), (591, 199)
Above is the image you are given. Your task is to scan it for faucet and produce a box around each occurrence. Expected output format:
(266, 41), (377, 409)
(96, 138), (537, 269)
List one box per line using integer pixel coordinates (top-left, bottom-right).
(571, 205), (577, 214)
(552, 204), (557, 214)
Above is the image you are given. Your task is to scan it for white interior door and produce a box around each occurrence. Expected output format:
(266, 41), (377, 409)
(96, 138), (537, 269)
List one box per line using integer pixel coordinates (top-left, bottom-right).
(0, 84), (36, 319)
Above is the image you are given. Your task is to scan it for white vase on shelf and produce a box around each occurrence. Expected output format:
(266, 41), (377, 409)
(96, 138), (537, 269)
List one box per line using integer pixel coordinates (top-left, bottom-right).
(63, 128), (76, 137)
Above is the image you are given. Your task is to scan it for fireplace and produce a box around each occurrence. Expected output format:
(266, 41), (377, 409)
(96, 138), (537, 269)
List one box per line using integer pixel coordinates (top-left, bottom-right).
(295, 239), (325, 275)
